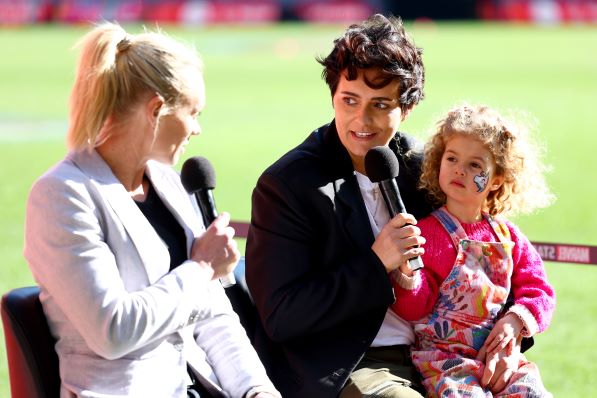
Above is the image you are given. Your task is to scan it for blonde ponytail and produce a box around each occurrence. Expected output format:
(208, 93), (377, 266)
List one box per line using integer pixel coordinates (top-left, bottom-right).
(66, 22), (202, 151)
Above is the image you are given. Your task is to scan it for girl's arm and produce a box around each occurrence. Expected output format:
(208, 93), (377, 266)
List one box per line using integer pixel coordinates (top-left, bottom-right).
(506, 221), (556, 337)
(390, 216), (456, 321)
(483, 221), (556, 355)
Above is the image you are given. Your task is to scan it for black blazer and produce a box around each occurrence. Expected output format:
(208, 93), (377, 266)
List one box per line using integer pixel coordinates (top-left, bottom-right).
(246, 121), (433, 397)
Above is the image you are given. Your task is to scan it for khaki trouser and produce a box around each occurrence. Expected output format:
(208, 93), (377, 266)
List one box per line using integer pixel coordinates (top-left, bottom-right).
(340, 345), (425, 398)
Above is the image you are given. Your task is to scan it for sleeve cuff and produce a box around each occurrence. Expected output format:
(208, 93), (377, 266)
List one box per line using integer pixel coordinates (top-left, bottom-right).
(507, 304), (539, 337)
(244, 385), (282, 398)
(178, 260), (215, 282)
(170, 260), (214, 327)
(392, 269), (421, 290)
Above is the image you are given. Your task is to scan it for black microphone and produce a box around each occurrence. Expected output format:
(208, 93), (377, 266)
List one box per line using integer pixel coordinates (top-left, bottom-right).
(180, 156), (235, 286)
(364, 146), (424, 271)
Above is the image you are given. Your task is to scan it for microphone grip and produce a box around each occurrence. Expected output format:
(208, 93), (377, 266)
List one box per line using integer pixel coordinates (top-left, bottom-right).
(407, 255), (424, 271)
(379, 179), (405, 216)
(378, 179), (424, 271)
(195, 190), (219, 227)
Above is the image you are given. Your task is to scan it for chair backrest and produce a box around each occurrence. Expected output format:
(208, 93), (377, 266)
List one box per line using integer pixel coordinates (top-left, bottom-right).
(1, 286), (60, 398)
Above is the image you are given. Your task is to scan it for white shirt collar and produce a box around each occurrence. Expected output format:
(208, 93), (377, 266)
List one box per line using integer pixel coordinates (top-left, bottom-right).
(355, 171), (390, 237)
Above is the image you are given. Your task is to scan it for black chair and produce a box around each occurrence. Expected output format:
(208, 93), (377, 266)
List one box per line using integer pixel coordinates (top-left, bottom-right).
(1, 286), (60, 398)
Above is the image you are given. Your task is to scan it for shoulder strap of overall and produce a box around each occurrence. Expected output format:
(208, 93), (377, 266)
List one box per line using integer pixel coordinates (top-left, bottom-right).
(431, 206), (469, 250)
(483, 213), (512, 243)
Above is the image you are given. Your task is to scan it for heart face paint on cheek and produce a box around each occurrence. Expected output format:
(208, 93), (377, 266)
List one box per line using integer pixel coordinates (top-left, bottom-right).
(473, 170), (489, 192)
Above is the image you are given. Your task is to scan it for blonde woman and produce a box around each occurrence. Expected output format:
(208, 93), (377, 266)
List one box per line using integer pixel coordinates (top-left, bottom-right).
(24, 22), (279, 398)
(391, 104), (555, 397)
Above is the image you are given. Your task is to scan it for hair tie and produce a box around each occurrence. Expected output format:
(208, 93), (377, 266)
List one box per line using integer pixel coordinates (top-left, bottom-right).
(116, 36), (132, 53)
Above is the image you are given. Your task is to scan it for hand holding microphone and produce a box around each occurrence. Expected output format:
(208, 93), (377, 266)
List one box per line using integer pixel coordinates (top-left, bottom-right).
(189, 212), (239, 283)
(364, 146), (425, 273)
(181, 156), (238, 286)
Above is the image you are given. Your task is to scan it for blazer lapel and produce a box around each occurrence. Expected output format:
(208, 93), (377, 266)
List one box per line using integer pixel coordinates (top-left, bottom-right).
(68, 150), (170, 284)
(146, 160), (204, 257)
(319, 122), (375, 252)
(334, 177), (375, 252)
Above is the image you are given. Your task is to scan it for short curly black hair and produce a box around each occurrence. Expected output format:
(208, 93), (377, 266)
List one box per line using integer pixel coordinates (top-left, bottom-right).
(317, 14), (425, 114)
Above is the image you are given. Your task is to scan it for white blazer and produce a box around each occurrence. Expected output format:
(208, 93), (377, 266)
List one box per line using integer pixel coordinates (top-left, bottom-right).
(24, 150), (275, 398)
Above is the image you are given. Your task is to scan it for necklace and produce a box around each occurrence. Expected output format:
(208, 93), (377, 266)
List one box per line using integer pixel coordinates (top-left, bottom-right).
(364, 186), (383, 227)
(355, 171), (388, 229)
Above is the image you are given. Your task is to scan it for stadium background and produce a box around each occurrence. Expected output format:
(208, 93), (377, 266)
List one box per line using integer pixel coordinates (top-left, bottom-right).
(1, 0), (596, 396)
(2, 0), (597, 24)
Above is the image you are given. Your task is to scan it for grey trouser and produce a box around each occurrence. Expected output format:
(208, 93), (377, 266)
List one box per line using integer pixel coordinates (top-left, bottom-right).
(340, 345), (425, 398)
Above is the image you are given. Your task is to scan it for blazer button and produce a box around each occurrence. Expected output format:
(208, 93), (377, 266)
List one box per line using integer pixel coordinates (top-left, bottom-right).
(188, 309), (200, 324)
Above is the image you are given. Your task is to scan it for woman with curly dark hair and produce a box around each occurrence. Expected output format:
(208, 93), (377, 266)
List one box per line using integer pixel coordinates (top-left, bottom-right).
(246, 15), (529, 398)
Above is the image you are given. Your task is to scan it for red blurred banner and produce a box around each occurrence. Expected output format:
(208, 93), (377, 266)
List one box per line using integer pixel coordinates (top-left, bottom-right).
(478, 0), (597, 24)
(0, 0), (379, 25)
(231, 220), (597, 266)
(532, 242), (597, 266)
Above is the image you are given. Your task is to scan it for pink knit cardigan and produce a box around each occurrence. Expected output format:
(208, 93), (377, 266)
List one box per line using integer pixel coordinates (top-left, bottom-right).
(390, 214), (556, 337)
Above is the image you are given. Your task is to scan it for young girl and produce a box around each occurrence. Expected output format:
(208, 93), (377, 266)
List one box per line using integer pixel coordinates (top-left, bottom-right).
(391, 104), (556, 397)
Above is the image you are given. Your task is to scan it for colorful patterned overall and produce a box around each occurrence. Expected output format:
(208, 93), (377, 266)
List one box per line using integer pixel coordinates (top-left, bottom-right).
(411, 207), (551, 397)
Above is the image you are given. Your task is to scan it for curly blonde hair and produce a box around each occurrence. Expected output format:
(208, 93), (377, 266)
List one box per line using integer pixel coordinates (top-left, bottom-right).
(419, 104), (555, 217)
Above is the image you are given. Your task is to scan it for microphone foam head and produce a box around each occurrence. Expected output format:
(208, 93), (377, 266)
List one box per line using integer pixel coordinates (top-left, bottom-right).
(180, 156), (216, 193)
(364, 146), (400, 183)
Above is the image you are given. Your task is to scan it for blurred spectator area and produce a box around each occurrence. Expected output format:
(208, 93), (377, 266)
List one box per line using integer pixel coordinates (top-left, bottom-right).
(0, 0), (596, 25)
(0, 0), (378, 24)
(477, 0), (597, 23)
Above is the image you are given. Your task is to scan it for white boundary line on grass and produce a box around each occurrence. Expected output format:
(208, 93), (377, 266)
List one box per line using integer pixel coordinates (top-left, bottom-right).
(0, 119), (66, 142)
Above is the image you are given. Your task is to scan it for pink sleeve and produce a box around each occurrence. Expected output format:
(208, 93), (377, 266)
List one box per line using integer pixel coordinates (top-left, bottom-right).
(390, 216), (456, 321)
(507, 221), (556, 335)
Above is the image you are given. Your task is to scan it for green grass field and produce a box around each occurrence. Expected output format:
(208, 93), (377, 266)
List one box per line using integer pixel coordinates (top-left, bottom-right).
(1, 21), (596, 397)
